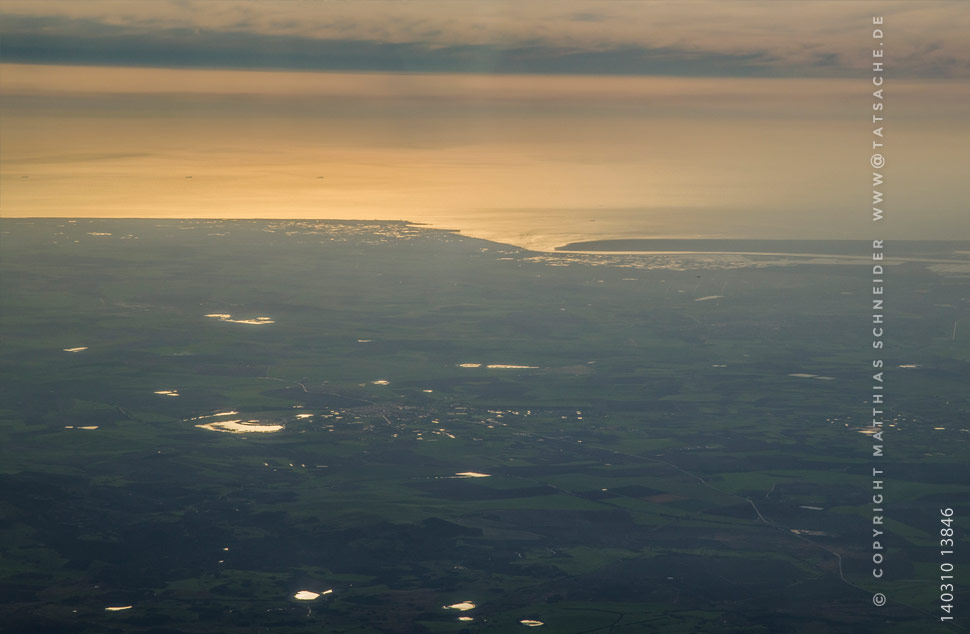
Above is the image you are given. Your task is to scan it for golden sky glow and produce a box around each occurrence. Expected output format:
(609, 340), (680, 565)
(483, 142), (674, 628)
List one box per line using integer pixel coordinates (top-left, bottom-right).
(1, 1), (968, 247)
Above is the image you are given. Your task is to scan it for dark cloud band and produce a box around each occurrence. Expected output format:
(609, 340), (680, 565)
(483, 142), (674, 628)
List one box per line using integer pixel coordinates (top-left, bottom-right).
(0, 14), (824, 78)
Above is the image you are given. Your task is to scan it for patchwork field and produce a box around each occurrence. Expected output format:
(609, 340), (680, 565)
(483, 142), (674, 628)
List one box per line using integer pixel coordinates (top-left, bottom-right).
(1, 219), (968, 633)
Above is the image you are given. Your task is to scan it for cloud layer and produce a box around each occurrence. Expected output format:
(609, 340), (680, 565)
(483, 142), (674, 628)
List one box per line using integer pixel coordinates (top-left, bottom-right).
(2, 1), (968, 78)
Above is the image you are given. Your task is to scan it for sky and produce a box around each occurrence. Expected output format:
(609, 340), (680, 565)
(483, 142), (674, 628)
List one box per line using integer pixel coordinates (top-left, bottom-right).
(1, 1), (968, 249)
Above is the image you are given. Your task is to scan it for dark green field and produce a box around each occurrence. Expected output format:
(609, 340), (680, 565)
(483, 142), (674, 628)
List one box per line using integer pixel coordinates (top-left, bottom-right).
(1, 219), (968, 633)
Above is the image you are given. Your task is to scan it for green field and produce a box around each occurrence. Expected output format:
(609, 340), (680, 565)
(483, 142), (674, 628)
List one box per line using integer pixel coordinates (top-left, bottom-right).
(1, 219), (968, 633)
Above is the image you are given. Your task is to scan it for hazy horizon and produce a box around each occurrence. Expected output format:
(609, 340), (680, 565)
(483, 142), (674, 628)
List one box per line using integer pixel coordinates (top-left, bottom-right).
(2, 1), (969, 248)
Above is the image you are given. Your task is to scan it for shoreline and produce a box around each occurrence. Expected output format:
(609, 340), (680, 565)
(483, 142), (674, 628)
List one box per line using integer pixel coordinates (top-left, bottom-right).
(3, 216), (969, 264)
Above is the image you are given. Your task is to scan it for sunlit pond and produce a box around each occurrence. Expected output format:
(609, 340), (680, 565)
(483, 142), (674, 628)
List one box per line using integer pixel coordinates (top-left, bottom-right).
(459, 363), (538, 369)
(192, 411), (284, 433)
(486, 364), (538, 369)
(204, 313), (275, 325)
(195, 420), (284, 434)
